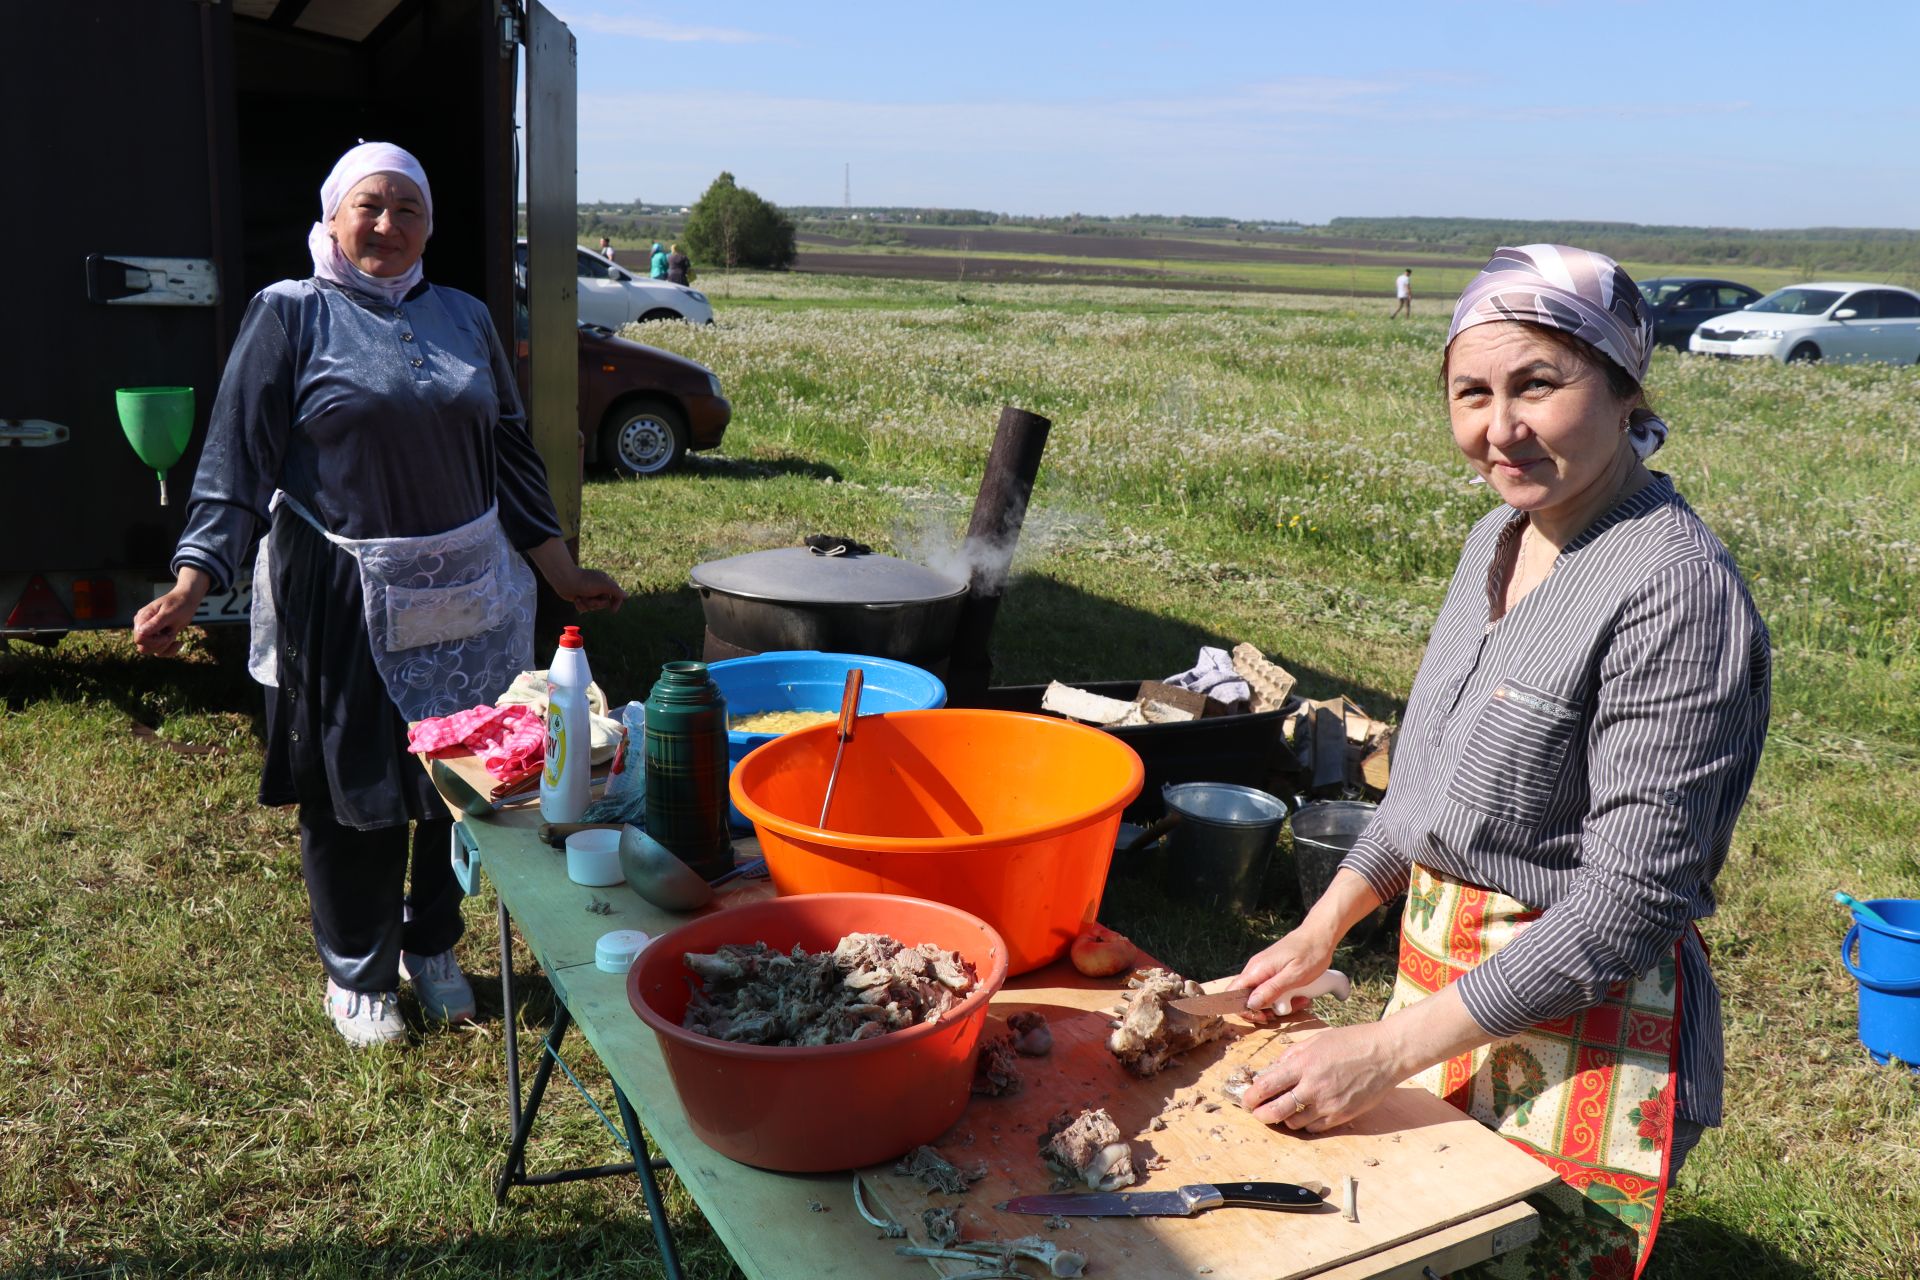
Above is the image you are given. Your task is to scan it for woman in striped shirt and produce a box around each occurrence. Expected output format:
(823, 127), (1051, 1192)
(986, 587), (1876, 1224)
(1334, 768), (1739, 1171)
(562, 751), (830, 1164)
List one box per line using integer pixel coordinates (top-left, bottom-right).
(1233, 246), (1770, 1278)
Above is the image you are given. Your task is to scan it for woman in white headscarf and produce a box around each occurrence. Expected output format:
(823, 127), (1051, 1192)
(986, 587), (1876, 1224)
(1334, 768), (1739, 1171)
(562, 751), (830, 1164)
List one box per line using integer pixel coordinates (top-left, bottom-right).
(134, 142), (625, 1047)
(1229, 247), (1770, 1278)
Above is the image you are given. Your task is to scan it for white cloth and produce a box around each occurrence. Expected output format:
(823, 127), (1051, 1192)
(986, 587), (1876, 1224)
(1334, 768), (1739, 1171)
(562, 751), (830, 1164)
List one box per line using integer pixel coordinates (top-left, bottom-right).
(1395, 273), (1411, 299)
(247, 493), (536, 721)
(307, 141), (434, 305)
(1164, 646), (1252, 707)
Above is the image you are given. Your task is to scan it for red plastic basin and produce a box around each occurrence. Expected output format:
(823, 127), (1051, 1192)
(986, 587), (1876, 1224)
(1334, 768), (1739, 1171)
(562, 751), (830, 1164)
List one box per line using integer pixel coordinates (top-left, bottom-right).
(627, 892), (1009, 1172)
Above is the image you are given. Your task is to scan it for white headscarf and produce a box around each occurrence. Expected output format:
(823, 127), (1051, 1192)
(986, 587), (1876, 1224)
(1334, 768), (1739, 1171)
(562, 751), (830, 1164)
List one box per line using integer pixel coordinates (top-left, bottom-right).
(307, 141), (434, 306)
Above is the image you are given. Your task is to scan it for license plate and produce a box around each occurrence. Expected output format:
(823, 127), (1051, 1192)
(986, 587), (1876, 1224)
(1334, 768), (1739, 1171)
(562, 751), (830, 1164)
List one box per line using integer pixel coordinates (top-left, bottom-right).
(154, 581), (253, 623)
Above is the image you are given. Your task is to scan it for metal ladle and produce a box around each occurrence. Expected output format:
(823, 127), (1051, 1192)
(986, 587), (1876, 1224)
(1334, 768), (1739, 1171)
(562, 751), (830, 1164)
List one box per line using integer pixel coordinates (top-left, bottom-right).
(817, 668), (864, 829)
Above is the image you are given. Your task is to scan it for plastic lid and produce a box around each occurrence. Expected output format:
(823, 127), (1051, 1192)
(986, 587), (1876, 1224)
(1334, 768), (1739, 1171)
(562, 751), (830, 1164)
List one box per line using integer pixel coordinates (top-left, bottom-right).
(689, 547), (966, 606)
(558, 625), (584, 649)
(595, 929), (651, 973)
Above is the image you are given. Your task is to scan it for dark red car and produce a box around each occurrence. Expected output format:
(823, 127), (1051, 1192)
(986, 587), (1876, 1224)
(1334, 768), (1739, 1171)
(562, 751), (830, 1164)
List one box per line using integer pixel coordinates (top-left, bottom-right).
(516, 308), (731, 475)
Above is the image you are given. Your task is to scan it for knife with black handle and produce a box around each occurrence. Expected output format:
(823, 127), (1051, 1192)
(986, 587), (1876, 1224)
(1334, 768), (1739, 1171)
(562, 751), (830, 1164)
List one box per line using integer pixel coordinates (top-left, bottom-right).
(998, 1180), (1329, 1218)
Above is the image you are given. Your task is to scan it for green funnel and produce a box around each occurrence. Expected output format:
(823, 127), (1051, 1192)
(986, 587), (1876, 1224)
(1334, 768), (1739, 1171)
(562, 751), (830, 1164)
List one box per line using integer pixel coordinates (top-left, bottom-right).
(116, 386), (195, 506)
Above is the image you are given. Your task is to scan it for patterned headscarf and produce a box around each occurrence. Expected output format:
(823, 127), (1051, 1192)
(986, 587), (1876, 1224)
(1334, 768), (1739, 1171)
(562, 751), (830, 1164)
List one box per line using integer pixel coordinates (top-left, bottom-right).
(1447, 244), (1668, 459)
(306, 141), (434, 305)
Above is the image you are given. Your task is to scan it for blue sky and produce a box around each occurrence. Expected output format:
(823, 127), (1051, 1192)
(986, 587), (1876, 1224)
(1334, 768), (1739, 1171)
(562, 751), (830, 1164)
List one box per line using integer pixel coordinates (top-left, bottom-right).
(551, 2), (1920, 229)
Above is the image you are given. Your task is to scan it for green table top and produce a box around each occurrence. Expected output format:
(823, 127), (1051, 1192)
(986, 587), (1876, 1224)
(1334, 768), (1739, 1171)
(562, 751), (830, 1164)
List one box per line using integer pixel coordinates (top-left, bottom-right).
(462, 811), (904, 1278)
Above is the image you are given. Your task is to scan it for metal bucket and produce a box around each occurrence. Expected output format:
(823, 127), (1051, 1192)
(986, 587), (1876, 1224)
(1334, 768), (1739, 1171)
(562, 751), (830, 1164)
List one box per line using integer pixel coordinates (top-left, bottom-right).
(1157, 782), (1289, 914)
(1289, 801), (1376, 904)
(1288, 800), (1399, 941)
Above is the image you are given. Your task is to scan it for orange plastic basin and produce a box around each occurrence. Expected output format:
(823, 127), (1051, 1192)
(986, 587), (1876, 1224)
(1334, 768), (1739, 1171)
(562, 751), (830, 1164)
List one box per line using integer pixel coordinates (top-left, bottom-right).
(627, 893), (1008, 1171)
(730, 709), (1145, 974)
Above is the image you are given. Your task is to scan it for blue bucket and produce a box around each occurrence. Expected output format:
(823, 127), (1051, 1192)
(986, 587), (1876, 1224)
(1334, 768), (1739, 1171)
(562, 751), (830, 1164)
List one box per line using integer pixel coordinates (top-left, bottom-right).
(708, 651), (947, 828)
(1840, 897), (1920, 1071)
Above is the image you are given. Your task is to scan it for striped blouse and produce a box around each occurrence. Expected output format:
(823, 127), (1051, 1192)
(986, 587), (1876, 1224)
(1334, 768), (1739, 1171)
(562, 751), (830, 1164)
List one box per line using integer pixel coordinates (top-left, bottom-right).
(1342, 473), (1771, 1125)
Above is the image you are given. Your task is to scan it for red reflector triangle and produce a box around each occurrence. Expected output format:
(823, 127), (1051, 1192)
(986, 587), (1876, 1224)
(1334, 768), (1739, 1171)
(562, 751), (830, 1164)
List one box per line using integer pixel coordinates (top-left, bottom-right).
(5, 575), (72, 630)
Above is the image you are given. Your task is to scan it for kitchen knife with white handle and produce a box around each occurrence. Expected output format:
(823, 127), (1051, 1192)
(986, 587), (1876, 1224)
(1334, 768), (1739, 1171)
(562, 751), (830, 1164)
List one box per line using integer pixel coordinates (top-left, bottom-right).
(998, 1181), (1329, 1217)
(1167, 969), (1351, 1018)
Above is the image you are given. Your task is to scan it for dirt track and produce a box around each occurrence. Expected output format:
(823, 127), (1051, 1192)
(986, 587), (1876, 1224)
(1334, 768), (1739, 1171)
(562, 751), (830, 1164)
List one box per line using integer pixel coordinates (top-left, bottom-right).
(797, 225), (1484, 269)
(790, 250), (1353, 296)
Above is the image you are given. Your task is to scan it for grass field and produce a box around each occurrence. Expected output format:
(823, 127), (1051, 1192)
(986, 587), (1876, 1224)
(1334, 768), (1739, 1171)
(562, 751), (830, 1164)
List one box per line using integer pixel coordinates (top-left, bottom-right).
(5, 272), (1919, 1278)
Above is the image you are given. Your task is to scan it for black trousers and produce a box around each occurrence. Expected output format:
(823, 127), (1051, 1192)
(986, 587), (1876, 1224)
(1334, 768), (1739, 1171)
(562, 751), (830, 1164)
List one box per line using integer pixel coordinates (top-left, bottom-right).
(299, 806), (461, 993)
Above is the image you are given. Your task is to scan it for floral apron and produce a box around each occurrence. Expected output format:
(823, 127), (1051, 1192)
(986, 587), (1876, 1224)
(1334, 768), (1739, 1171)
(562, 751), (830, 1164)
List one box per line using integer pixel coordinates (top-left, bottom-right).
(1384, 864), (1683, 1280)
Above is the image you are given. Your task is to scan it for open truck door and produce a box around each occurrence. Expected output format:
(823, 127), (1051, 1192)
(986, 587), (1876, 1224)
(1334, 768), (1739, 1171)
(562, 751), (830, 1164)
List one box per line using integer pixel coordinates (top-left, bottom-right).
(523, 0), (581, 540)
(3, 0), (576, 642)
(1, 2), (240, 636)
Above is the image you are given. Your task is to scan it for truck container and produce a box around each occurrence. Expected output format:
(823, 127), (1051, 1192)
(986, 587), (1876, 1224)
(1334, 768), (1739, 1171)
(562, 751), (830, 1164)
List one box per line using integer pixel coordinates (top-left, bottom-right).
(2, 0), (580, 640)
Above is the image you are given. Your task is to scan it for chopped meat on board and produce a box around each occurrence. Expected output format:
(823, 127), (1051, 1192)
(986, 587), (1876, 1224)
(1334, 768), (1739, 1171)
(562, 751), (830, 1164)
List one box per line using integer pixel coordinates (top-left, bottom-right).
(921, 1206), (960, 1247)
(680, 933), (977, 1047)
(1006, 1010), (1053, 1057)
(1107, 968), (1227, 1077)
(1220, 1064), (1259, 1106)
(896, 1144), (988, 1194)
(971, 1032), (1023, 1097)
(1040, 1109), (1137, 1192)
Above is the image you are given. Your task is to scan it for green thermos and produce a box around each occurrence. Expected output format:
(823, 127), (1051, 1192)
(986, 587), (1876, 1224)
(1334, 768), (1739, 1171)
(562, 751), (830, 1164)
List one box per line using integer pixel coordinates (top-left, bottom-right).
(643, 661), (733, 878)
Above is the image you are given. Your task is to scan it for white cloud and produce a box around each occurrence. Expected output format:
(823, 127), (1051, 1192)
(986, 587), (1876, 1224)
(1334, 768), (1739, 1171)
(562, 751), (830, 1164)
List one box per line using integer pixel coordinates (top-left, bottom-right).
(554, 11), (771, 43)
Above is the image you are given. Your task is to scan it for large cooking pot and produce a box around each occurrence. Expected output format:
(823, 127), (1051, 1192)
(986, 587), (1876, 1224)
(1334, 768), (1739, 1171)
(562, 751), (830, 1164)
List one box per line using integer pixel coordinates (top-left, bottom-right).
(690, 547), (968, 668)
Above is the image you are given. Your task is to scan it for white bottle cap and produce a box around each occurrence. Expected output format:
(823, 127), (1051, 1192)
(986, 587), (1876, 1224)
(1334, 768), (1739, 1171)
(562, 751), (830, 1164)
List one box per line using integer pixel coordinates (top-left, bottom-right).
(565, 828), (624, 887)
(596, 929), (651, 973)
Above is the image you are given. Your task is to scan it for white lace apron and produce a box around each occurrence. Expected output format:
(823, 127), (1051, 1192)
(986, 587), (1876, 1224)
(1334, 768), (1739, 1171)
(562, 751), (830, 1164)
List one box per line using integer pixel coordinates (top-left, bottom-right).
(247, 492), (536, 721)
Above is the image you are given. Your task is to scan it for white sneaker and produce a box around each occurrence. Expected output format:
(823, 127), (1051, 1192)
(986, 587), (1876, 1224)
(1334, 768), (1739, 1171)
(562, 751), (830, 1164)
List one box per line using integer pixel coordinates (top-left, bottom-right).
(401, 949), (477, 1025)
(326, 980), (406, 1047)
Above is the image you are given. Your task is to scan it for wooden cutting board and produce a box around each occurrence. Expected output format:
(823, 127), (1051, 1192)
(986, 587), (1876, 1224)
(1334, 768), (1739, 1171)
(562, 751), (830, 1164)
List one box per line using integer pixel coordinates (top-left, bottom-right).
(861, 971), (1557, 1280)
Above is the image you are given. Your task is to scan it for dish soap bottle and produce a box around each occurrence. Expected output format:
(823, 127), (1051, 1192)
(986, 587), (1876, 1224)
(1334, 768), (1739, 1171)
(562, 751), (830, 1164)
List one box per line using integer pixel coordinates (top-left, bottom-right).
(540, 625), (592, 822)
(643, 661), (732, 878)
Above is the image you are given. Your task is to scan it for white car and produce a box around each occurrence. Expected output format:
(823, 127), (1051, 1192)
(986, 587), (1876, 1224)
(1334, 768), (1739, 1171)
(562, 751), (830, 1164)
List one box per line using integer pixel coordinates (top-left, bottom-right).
(1689, 282), (1920, 364)
(515, 241), (714, 327)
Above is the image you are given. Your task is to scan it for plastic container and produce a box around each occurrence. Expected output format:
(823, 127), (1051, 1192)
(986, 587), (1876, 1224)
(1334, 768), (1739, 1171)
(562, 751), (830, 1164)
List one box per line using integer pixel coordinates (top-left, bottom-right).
(595, 929), (651, 974)
(540, 626), (592, 822)
(1158, 782), (1289, 914)
(730, 709), (1145, 975)
(602, 701), (647, 800)
(709, 651), (947, 827)
(564, 828), (624, 887)
(1840, 897), (1920, 1071)
(644, 661), (732, 879)
(627, 892), (1008, 1171)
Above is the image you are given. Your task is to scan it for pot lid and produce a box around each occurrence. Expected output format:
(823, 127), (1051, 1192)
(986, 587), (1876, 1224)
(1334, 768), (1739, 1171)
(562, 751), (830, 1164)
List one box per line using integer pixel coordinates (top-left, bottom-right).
(690, 547), (967, 606)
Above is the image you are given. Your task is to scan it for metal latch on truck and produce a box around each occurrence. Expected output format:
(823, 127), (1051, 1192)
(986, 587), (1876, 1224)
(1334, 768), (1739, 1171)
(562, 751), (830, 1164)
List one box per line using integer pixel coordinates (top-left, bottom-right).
(0, 420), (71, 447)
(85, 255), (219, 306)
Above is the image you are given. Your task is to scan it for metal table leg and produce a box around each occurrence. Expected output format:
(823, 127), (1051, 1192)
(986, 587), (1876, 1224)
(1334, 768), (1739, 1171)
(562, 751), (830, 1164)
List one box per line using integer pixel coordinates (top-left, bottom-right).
(498, 897), (521, 1138)
(617, 1083), (686, 1280)
(489, 892), (684, 1274)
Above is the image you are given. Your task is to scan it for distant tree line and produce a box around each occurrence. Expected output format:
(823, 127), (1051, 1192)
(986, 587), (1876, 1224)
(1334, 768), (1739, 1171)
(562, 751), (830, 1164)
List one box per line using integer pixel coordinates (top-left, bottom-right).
(1324, 217), (1920, 277)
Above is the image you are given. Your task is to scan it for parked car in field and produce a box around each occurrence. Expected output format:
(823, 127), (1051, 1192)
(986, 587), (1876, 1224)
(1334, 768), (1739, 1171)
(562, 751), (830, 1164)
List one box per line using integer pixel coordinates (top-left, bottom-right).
(515, 240), (714, 327)
(514, 304), (731, 475)
(1637, 277), (1763, 350)
(1689, 283), (1920, 364)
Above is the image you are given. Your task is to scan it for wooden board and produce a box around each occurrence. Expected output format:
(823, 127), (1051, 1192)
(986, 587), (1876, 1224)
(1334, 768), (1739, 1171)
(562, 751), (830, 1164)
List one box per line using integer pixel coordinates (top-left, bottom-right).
(861, 975), (1558, 1280)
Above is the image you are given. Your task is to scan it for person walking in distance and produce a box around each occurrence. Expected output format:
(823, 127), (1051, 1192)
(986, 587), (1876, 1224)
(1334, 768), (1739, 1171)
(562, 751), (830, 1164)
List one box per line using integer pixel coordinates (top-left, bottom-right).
(598, 236), (614, 262)
(1393, 268), (1413, 318)
(666, 243), (691, 286)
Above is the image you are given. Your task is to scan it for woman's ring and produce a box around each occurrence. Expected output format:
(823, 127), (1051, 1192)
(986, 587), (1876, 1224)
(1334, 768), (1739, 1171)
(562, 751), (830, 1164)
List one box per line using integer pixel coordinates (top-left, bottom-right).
(1293, 1101), (1309, 1115)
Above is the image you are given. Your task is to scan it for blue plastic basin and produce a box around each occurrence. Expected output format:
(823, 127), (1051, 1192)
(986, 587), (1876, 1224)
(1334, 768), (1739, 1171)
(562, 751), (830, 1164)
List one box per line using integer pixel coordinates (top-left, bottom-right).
(709, 651), (947, 827)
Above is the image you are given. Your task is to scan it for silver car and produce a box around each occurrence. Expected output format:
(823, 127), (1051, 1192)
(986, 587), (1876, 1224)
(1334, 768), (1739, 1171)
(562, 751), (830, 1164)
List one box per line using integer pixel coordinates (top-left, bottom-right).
(1690, 282), (1920, 364)
(515, 241), (714, 327)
